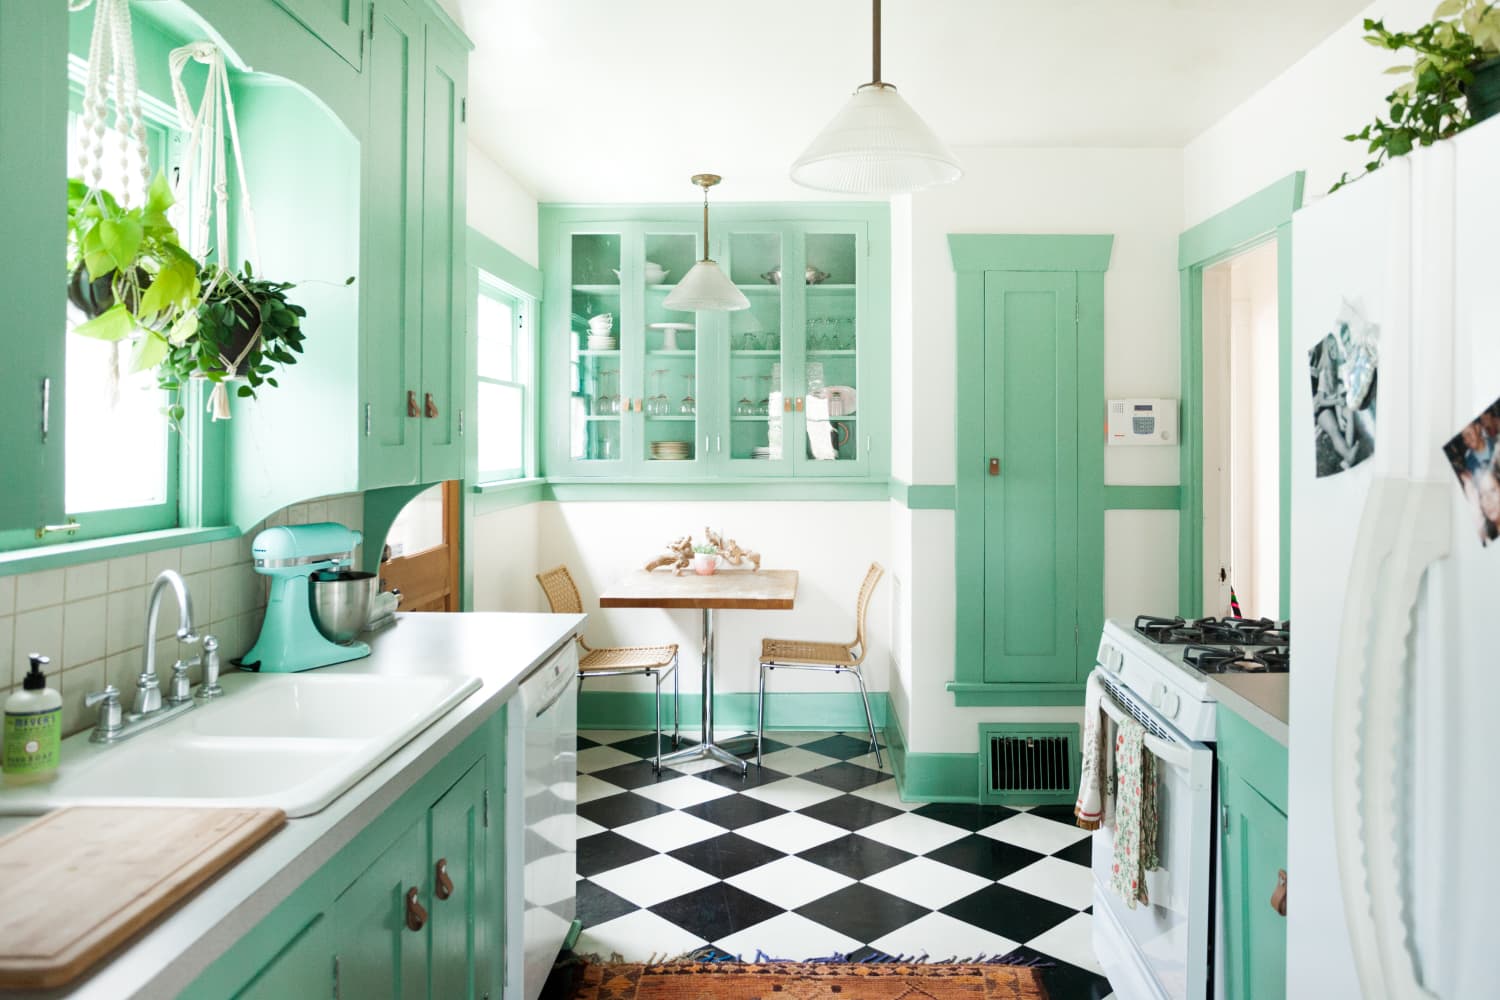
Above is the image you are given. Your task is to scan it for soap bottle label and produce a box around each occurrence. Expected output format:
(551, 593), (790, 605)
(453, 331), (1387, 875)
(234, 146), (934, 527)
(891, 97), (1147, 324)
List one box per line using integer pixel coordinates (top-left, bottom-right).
(4, 709), (61, 775)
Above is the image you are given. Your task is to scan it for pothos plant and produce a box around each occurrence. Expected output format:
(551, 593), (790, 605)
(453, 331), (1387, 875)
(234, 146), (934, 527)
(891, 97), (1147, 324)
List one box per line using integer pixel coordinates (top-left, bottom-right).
(1332, 0), (1500, 191)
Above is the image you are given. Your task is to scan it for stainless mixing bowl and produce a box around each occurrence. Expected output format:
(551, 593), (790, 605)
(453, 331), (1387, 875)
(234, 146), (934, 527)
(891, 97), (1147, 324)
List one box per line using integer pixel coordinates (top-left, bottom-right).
(309, 570), (378, 644)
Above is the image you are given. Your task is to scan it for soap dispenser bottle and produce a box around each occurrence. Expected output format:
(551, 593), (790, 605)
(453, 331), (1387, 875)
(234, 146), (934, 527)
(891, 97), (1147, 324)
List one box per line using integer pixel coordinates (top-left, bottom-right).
(3, 654), (62, 785)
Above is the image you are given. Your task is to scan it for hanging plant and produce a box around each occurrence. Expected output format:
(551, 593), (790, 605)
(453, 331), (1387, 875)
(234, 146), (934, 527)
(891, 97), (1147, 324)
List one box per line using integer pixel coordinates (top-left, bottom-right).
(1331, 1), (1500, 192)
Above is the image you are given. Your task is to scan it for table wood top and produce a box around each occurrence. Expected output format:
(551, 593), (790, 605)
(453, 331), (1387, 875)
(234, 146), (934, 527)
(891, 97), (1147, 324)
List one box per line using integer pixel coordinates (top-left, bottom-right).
(599, 569), (798, 610)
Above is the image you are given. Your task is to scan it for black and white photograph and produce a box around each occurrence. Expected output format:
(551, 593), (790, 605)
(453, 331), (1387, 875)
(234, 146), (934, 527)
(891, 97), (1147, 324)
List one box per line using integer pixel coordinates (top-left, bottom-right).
(1443, 394), (1500, 549)
(1308, 315), (1378, 477)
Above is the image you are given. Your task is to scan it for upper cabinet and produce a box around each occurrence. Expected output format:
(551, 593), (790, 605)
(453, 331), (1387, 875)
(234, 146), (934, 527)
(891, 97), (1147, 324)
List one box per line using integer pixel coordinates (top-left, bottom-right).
(541, 207), (889, 485)
(271, 0), (366, 69)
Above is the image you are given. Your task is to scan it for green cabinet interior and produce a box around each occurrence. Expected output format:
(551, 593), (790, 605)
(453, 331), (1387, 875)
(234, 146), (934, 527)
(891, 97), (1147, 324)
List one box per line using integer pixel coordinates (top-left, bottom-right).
(540, 206), (889, 484)
(1216, 704), (1289, 1000)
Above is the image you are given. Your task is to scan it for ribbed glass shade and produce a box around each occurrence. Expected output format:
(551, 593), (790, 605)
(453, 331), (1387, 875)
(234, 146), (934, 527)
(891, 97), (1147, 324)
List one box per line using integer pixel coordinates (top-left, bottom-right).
(791, 83), (961, 195)
(663, 259), (750, 312)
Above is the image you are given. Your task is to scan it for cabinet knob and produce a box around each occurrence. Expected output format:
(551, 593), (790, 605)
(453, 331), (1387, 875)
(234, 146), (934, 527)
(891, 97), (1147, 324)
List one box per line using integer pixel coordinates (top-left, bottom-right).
(405, 886), (427, 931)
(989, 457), (1000, 476)
(1270, 869), (1287, 917)
(795, 397), (804, 412)
(435, 858), (454, 900)
(425, 392), (439, 419)
(407, 391), (420, 418)
(784, 398), (792, 413)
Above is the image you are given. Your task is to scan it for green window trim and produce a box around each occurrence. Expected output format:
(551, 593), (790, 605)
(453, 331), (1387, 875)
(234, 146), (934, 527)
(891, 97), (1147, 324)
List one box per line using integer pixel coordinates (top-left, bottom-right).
(1176, 172), (1304, 620)
(0, 525), (239, 579)
(469, 229), (541, 488)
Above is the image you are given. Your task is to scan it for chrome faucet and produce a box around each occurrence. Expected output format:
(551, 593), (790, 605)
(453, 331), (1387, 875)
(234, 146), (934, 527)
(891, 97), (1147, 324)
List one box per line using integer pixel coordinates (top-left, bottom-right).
(136, 569), (198, 715)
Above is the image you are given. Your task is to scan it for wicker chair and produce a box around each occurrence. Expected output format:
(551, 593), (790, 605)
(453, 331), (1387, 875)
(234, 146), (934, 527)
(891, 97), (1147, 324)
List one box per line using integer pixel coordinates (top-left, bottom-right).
(756, 562), (885, 768)
(535, 565), (680, 768)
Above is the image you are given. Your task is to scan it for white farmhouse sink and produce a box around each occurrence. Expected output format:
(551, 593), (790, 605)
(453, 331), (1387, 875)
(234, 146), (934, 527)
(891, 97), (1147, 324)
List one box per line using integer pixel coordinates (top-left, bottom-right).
(0, 672), (481, 818)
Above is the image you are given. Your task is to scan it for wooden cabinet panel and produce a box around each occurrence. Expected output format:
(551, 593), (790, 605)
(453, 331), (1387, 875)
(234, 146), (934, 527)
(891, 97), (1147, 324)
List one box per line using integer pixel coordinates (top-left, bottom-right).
(331, 816), (431, 1000)
(272, 0), (366, 70)
(429, 760), (488, 999)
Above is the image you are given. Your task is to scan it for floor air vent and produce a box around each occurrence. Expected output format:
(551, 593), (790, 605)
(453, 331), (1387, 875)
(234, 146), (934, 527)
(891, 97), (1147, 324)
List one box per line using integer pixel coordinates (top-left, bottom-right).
(979, 723), (1080, 806)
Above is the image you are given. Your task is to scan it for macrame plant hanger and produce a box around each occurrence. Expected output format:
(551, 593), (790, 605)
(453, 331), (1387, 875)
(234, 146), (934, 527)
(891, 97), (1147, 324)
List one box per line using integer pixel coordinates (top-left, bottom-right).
(169, 39), (262, 420)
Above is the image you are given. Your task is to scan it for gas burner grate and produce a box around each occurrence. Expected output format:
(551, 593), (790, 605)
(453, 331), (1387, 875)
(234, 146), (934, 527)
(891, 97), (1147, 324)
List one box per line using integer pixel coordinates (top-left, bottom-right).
(1182, 644), (1249, 673)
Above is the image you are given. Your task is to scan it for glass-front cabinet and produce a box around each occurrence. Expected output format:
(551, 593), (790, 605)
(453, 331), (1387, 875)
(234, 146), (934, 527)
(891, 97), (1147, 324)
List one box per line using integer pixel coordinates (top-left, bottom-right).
(542, 207), (887, 483)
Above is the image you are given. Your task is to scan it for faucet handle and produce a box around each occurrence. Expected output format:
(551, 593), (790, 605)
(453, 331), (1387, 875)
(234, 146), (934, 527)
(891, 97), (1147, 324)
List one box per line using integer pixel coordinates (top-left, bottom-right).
(166, 659), (195, 706)
(196, 634), (224, 701)
(86, 686), (123, 742)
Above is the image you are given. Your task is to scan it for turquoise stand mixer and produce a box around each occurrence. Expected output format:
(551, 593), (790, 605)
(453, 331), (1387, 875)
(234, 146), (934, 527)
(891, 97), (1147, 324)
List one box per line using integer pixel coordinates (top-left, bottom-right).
(241, 523), (376, 673)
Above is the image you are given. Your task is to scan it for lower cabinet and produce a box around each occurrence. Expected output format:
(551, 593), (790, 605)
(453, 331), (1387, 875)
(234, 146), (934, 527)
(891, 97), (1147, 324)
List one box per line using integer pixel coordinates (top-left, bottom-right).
(231, 916), (333, 999)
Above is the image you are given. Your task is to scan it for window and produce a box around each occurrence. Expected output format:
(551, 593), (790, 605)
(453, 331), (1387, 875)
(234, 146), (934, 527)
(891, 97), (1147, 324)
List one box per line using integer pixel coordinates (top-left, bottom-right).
(475, 275), (534, 482)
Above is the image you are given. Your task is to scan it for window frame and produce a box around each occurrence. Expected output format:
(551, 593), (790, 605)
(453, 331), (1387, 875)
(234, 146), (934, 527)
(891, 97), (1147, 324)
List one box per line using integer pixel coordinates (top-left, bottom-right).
(474, 273), (536, 485)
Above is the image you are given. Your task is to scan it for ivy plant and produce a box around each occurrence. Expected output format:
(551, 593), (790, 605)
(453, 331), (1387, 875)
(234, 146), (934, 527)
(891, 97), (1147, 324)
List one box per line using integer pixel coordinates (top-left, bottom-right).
(1332, 0), (1500, 191)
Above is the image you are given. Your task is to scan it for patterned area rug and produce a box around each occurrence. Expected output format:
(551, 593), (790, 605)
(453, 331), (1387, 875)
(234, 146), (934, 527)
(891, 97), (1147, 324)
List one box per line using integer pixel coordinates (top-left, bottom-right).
(566, 960), (1050, 999)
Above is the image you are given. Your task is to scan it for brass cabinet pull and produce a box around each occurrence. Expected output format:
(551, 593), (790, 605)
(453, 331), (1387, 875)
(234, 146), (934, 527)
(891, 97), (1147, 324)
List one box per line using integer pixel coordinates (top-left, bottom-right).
(424, 392), (438, 419)
(989, 457), (1000, 476)
(795, 397), (804, 412)
(1271, 869), (1287, 917)
(407, 391), (420, 418)
(435, 859), (454, 900)
(405, 886), (427, 931)
(784, 398), (792, 413)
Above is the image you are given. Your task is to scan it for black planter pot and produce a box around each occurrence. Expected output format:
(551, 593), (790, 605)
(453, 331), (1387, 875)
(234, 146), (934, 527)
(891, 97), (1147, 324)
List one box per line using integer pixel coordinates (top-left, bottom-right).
(1467, 56), (1500, 125)
(66, 262), (172, 331)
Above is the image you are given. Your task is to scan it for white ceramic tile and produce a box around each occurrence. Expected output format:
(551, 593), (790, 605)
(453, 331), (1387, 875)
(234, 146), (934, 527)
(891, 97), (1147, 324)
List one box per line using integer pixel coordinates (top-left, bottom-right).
(63, 564), (108, 601)
(848, 778), (919, 811)
(106, 651), (140, 696)
(265, 508), (289, 528)
(305, 501), (329, 523)
(862, 856), (992, 910)
(0, 617), (13, 684)
(143, 547), (180, 581)
(105, 587), (146, 656)
(179, 543), (212, 575)
(577, 774), (626, 804)
(12, 606), (64, 685)
(999, 856), (1095, 911)
(1024, 912), (1103, 972)
(632, 775), (735, 810)
(979, 812), (1092, 855)
(716, 911), (862, 963)
(0, 577), (14, 615)
(590, 854), (717, 909)
(575, 745), (641, 774)
(62, 596), (108, 669)
(574, 909), (706, 963)
(285, 505), (309, 526)
(613, 811), (725, 853)
(857, 813), (969, 856)
(60, 659), (106, 737)
(867, 911), (1020, 962)
(757, 746), (840, 776)
(726, 856), (853, 910)
(106, 554), (147, 592)
(576, 816), (607, 839)
(735, 812), (845, 854)
(210, 538), (243, 569)
(233, 612), (263, 658)
(741, 776), (843, 812)
(211, 566), (255, 623)
(15, 570), (65, 612)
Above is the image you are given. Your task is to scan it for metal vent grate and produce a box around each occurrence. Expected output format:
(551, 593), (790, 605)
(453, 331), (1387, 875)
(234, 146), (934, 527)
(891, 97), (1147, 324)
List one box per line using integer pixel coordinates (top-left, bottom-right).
(978, 723), (1080, 806)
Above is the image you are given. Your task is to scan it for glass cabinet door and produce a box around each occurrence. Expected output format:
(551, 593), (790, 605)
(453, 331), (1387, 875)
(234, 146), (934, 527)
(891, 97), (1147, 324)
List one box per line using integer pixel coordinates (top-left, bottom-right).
(641, 229), (705, 471)
(567, 232), (627, 472)
(797, 228), (866, 475)
(722, 229), (792, 475)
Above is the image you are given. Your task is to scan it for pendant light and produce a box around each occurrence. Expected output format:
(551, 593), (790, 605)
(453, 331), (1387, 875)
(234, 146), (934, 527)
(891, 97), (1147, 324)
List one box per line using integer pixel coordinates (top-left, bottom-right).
(790, 0), (961, 195)
(664, 174), (750, 313)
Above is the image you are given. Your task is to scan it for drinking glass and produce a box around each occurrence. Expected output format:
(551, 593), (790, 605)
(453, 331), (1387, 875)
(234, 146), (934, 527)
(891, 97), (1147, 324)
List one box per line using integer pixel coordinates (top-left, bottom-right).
(648, 368), (670, 416)
(736, 375), (756, 416)
(680, 374), (696, 415)
(757, 374), (771, 416)
(596, 368), (619, 415)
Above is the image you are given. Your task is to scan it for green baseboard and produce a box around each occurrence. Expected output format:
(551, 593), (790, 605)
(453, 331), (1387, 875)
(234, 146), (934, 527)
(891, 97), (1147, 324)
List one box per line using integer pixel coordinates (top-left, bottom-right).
(884, 705), (981, 803)
(577, 690), (888, 733)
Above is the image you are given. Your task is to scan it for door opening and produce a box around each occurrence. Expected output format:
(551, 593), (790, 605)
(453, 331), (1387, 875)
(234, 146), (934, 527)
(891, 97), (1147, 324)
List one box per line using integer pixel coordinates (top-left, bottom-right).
(379, 481), (461, 612)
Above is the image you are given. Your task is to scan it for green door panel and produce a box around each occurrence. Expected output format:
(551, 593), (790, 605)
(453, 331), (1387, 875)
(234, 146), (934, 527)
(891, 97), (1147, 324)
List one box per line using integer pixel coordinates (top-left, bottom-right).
(359, 0), (425, 490)
(332, 814), (431, 999)
(0, 0), (69, 533)
(1219, 769), (1289, 1000)
(418, 24), (468, 483)
(232, 914), (332, 1000)
(981, 271), (1079, 684)
(272, 0), (366, 71)
(429, 759), (488, 999)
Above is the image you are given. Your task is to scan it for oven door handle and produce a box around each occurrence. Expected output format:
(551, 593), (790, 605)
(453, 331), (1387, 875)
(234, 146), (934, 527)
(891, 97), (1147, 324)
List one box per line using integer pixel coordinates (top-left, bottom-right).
(1096, 681), (1197, 772)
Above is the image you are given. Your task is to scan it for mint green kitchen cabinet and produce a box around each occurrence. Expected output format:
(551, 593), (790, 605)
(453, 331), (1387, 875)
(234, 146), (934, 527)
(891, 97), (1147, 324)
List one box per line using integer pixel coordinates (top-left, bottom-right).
(428, 759), (489, 998)
(332, 810), (431, 998)
(271, 0), (366, 70)
(230, 916), (332, 1000)
(1216, 705), (1289, 1000)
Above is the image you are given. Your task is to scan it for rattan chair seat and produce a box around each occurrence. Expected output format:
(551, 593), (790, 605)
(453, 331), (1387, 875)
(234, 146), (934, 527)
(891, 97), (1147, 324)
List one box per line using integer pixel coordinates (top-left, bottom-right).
(581, 644), (679, 671)
(760, 638), (857, 666)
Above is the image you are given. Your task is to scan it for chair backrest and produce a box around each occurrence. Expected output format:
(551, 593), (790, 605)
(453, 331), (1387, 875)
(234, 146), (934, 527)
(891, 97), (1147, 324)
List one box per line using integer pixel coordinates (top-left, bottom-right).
(536, 565), (584, 615)
(851, 562), (885, 660)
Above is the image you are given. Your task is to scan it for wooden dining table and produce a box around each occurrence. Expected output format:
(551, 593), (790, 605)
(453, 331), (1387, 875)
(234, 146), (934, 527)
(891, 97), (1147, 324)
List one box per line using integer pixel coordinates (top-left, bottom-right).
(599, 569), (798, 773)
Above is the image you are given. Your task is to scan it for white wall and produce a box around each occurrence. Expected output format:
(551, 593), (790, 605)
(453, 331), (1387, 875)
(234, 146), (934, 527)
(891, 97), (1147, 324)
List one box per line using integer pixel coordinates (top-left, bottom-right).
(469, 501), (544, 613)
(467, 141), (539, 267)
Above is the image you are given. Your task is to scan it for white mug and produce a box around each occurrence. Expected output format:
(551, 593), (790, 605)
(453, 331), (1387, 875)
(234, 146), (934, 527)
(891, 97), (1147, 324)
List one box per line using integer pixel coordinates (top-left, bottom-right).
(588, 313), (614, 335)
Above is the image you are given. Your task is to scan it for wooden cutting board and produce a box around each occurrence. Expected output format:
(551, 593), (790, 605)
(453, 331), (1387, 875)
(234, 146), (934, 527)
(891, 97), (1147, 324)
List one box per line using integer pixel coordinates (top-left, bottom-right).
(0, 806), (285, 989)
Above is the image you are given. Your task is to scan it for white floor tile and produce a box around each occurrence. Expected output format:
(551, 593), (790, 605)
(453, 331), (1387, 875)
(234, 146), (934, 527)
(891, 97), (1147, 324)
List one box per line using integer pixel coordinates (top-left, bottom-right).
(757, 746), (841, 776)
(715, 911), (862, 962)
(979, 812), (1092, 855)
(867, 911), (1020, 962)
(590, 854), (718, 908)
(574, 909), (707, 961)
(1000, 856), (1095, 911)
(614, 811), (726, 853)
(669, 757), (724, 776)
(845, 750), (890, 772)
(741, 776), (844, 811)
(576, 816), (607, 839)
(763, 731), (830, 747)
(1025, 911), (1103, 973)
(862, 857), (992, 910)
(576, 745), (641, 773)
(858, 812), (969, 855)
(849, 778), (919, 811)
(632, 775), (735, 810)
(726, 856), (854, 910)
(577, 774), (626, 804)
(736, 812), (846, 854)
(581, 730), (649, 745)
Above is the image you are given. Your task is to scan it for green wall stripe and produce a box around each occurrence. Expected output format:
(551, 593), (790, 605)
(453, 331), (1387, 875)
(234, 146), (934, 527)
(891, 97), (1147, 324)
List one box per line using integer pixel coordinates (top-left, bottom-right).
(885, 705), (980, 803)
(578, 691), (887, 733)
(467, 227), (542, 299)
(1178, 173), (1306, 269)
(1103, 485), (1181, 510)
(544, 481), (891, 502)
(948, 234), (1115, 273)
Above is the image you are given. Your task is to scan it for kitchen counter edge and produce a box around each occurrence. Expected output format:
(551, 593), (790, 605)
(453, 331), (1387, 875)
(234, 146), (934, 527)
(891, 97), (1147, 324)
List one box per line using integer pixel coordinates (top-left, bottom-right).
(1207, 673), (1289, 747)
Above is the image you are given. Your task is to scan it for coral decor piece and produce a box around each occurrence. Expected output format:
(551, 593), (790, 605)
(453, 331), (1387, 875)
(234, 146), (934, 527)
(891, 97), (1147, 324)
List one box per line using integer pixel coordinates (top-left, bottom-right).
(644, 529), (761, 575)
(705, 527), (761, 571)
(644, 536), (695, 575)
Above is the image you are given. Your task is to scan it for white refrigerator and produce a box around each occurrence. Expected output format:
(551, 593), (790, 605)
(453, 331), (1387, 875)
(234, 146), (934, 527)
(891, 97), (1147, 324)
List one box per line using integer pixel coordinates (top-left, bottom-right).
(1289, 117), (1500, 999)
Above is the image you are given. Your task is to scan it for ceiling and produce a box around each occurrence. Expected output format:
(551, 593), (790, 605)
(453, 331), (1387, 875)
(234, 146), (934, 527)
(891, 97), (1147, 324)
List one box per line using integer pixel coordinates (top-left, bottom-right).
(435, 0), (1369, 203)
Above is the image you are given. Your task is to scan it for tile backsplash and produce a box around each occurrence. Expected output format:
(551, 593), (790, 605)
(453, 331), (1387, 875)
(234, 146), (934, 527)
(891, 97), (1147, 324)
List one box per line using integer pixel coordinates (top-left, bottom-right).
(0, 493), (364, 738)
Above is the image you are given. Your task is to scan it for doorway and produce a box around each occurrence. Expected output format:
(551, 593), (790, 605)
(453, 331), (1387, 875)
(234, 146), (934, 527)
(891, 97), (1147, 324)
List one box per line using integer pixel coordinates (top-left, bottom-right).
(379, 480), (461, 612)
(1202, 242), (1280, 620)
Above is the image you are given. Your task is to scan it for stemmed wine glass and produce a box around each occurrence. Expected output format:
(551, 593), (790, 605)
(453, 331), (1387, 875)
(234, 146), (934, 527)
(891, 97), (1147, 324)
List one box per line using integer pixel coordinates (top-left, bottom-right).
(757, 374), (772, 416)
(736, 375), (756, 416)
(648, 368), (670, 416)
(680, 374), (696, 415)
(595, 368), (619, 415)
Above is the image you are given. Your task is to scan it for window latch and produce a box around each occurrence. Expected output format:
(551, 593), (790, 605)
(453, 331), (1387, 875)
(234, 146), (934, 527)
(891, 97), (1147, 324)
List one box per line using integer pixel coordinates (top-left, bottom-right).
(40, 376), (51, 443)
(36, 518), (81, 541)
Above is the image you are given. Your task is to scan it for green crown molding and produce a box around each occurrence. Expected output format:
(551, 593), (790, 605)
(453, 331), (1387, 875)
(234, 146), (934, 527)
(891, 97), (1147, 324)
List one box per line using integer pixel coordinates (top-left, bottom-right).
(468, 227), (542, 300)
(1103, 485), (1181, 510)
(1178, 173), (1305, 270)
(947, 234), (1115, 273)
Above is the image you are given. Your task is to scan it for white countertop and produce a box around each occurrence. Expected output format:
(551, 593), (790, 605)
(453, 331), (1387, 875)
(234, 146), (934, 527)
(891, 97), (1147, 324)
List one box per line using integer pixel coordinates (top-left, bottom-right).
(1, 611), (583, 1000)
(1206, 673), (1290, 747)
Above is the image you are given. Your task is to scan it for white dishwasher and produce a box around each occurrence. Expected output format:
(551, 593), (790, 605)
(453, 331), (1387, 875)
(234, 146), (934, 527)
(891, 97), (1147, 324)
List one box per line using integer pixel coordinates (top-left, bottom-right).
(505, 642), (579, 1000)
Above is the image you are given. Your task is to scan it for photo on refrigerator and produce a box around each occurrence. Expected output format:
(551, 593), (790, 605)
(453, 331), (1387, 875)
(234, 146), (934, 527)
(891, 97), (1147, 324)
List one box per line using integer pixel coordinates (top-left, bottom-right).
(1442, 392), (1500, 547)
(1308, 301), (1378, 477)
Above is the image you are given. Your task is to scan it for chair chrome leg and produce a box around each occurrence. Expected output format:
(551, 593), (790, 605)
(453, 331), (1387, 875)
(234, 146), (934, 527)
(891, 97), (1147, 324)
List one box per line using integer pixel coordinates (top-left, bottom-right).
(854, 669), (883, 768)
(672, 654), (681, 747)
(756, 662), (768, 768)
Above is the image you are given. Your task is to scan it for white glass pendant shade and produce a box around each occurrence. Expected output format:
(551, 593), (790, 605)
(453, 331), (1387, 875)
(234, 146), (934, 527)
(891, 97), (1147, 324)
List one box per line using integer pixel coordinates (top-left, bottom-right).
(791, 83), (961, 195)
(664, 259), (749, 312)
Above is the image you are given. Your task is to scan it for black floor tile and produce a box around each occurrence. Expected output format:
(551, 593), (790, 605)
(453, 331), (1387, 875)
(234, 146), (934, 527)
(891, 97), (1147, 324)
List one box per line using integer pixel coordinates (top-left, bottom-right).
(700, 763), (789, 791)
(794, 883), (930, 943)
(682, 792), (788, 830)
(800, 733), (883, 760)
(1003, 946), (1113, 1000)
(1052, 835), (1094, 868)
(589, 760), (684, 790)
(941, 883), (1076, 942)
(577, 791), (673, 830)
(576, 830), (658, 878)
(796, 793), (904, 831)
(577, 735), (600, 750)
(610, 733), (697, 760)
(576, 878), (637, 927)
(925, 833), (1046, 880)
(910, 801), (1019, 832)
(668, 831), (786, 880)
(796, 833), (914, 880)
(746, 736), (792, 757)
(650, 882), (785, 943)
(800, 760), (887, 793)
(1027, 803), (1087, 825)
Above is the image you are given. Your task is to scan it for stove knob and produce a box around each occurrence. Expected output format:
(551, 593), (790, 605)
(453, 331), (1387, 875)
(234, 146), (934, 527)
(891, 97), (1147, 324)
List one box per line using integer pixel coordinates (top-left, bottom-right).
(1150, 683), (1164, 708)
(1163, 692), (1181, 718)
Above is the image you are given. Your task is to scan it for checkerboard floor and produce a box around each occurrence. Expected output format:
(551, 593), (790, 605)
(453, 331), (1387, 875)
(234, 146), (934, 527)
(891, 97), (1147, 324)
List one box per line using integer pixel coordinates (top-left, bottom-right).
(567, 729), (1114, 1000)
